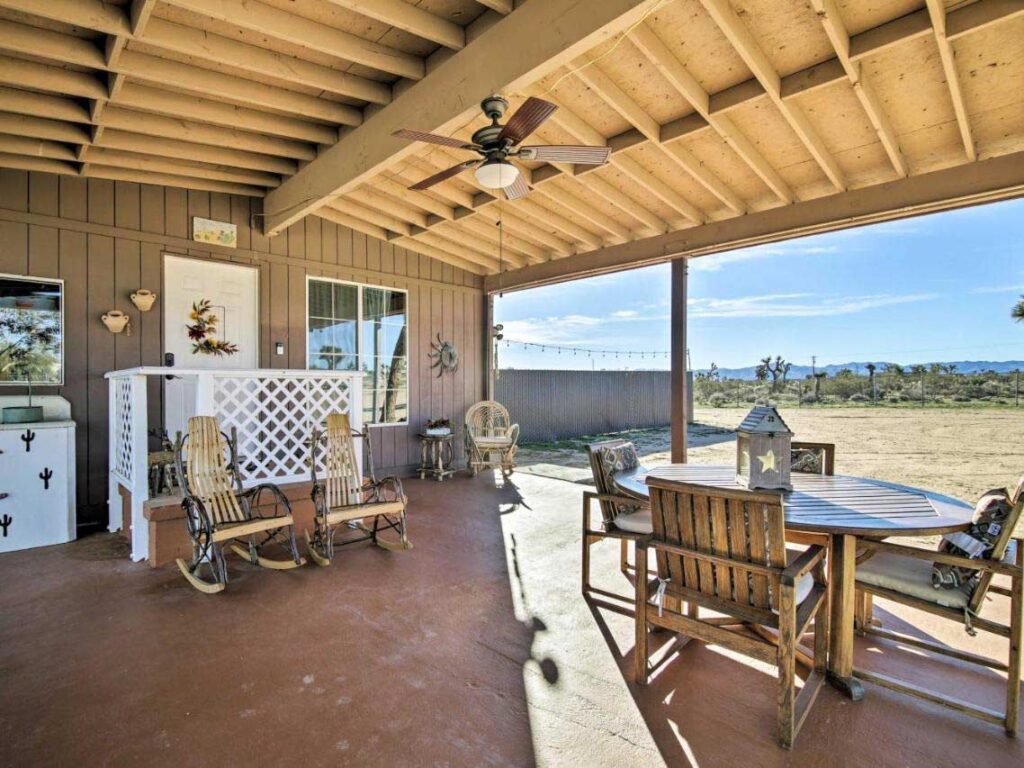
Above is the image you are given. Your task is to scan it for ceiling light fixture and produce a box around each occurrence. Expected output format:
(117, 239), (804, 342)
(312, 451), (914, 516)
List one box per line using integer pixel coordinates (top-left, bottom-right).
(474, 158), (519, 189)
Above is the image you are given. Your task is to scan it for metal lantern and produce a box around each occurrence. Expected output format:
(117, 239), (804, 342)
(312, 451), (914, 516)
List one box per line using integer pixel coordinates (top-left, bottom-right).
(736, 406), (793, 491)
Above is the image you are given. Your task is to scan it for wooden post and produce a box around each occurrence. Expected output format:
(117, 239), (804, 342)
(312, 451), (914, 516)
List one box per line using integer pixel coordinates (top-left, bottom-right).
(484, 293), (494, 402)
(671, 259), (688, 463)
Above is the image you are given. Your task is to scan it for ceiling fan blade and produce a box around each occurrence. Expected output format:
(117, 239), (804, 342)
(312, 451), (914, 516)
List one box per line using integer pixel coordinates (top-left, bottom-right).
(503, 172), (529, 201)
(409, 160), (479, 191)
(392, 128), (478, 150)
(497, 97), (558, 146)
(518, 145), (611, 164)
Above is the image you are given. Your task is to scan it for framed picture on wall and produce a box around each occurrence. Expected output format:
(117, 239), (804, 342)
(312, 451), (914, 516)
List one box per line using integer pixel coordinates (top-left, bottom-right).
(0, 274), (64, 386)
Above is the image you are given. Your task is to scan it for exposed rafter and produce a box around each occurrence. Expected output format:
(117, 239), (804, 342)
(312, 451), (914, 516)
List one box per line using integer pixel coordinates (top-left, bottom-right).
(324, 0), (465, 50)
(924, 0), (976, 161)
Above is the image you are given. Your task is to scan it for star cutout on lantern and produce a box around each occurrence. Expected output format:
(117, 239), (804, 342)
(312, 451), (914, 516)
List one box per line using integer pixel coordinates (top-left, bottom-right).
(757, 449), (777, 473)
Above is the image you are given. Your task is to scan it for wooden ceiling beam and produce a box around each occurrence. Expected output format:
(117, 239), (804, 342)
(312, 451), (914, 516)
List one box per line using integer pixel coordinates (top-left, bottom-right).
(262, 0), (662, 235)
(82, 164), (267, 196)
(421, 221), (532, 267)
(373, 176), (456, 221)
(118, 51), (360, 127)
(532, 185), (629, 243)
(97, 130), (297, 175)
(347, 187), (430, 229)
(130, 0), (159, 36)
(316, 207), (389, 242)
(115, 84), (334, 146)
(80, 147), (281, 188)
(614, 153), (704, 224)
(0, 86), (91, 124)
(924, 0), (976, 161)
(457, 217), (548, 263)
(0, 134), (77, 162)
(699, 0), (846, 192)
(0, 113), (92, 145)
(810, 0), (908, 178)
(583, 171), (668, 234)
(0, 56), (108, 100)
(328, 199), (412, 237)
(573, 59), (737, 218)
(140, 18), (390, 105)
(629, 23), (792, 204)
(162, 0), (424, 80)
(324, 0), (465, 50)
(0, 0), (129, 35)
(397, 230), (501, 272)
(0, 152), (78, 176)
(476, 0), (513, 13)
(98, 106), (317, 161)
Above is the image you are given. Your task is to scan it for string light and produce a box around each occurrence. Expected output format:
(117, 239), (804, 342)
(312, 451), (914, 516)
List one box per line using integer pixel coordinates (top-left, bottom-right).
(502, 338), (670, 359)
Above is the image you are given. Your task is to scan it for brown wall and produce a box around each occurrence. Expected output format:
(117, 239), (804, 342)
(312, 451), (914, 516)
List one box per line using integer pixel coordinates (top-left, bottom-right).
(0, 169), (486, 532)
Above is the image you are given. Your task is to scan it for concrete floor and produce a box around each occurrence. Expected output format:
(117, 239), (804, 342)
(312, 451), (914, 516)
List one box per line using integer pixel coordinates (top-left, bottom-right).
(0, 471), (1020, 767)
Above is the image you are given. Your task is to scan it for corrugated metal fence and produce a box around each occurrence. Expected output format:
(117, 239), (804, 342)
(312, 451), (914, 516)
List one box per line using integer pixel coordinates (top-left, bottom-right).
(495, 370), (691, 442)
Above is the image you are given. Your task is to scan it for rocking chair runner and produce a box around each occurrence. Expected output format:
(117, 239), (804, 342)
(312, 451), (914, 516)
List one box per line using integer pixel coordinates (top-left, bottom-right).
(465, 400), (519, 476)
(174, 416), (305, 594)
(305, 413), (412, 566)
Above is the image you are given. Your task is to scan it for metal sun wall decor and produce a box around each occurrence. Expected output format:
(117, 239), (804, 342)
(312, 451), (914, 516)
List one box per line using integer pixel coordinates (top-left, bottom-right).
(186, 299), (239, 357)
(428, 333), (458, 378)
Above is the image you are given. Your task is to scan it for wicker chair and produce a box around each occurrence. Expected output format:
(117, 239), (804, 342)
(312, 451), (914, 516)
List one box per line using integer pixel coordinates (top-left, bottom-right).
(305, 413), (411, 566)
(635, 479), (829, 749)
(173, 416), (304, 594)
(852, 475), (1024, 734)
(582, 440), (652, 600)
(464, 400), (519, 476)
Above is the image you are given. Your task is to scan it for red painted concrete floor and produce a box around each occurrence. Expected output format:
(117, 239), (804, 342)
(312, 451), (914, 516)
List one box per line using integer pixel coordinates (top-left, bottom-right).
(1, 471), (1021, 767)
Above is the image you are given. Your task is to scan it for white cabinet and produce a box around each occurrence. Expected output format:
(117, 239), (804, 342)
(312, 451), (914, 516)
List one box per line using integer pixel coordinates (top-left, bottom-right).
(0, 421), (76, 553)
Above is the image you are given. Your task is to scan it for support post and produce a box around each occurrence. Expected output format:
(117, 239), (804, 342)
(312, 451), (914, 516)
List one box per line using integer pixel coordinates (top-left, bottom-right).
(671, 259), (688, 463)
(484, 294), (495, 402)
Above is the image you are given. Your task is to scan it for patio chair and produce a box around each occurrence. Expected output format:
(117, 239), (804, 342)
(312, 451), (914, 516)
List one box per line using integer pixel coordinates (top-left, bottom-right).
(582, 440), (652, 599)
(173, 416), (304, 594)
(852, 475), (1024, 735)
(465, 400), (519, 476)
(635, 479), (829, 749)
(305, 413), (411, 566)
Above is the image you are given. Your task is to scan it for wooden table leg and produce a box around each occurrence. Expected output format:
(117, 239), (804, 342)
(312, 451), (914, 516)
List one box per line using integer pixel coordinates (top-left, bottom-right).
(828, 533), (864, 700)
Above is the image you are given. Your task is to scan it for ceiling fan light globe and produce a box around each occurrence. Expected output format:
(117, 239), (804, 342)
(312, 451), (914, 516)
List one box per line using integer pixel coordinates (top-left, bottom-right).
(475, 159), (519, 189)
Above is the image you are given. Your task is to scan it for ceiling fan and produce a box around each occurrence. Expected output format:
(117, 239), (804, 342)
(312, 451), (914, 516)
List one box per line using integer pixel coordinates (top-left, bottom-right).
(391, 95), (611, 201)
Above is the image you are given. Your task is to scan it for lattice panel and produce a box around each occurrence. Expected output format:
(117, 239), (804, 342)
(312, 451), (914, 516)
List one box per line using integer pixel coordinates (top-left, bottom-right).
(213, 374), (353, 485)
(112, 376), (134, 484)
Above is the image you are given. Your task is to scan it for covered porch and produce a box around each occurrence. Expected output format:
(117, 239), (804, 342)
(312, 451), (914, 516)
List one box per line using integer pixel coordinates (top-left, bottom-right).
(1, 470), (1020, 767)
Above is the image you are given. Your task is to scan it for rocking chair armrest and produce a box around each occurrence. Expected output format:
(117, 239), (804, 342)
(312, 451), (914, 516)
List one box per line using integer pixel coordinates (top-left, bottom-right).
(508, 423), (520, 445)
(240, 482), (294, 518)
(857, 538), (1021, 578)
(368, 475), (407, 504)
(181, 495), (215, 534)
(782, 544), (826, 586)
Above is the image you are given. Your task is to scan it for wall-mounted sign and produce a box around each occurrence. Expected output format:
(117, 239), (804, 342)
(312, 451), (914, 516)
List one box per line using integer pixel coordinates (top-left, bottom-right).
(192, 217), (238, 249)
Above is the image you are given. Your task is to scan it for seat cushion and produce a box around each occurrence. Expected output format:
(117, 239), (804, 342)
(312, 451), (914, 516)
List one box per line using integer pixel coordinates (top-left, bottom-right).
(613, 507), (653, 534)
(857, 551), (971, 610)
(769, 546), (814, 613)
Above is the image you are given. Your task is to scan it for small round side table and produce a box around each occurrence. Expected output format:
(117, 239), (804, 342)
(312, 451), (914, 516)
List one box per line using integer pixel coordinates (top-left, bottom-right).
(418, 432), (456, 481)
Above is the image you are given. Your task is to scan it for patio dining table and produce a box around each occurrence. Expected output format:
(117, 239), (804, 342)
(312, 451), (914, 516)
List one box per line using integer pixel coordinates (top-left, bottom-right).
(613, 463), (974, 701)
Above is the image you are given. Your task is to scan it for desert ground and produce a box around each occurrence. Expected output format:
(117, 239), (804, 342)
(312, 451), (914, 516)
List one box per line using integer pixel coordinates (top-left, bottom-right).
(517, 406), (1024, 504)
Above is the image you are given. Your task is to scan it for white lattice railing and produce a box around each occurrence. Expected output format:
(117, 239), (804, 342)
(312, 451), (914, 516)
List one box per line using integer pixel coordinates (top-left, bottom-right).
(106, 367), (362, 561)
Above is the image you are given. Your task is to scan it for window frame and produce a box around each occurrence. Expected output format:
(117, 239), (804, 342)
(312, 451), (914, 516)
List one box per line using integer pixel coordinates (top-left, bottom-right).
(0, 272), (65, 387)
(305, 275), (408, 428)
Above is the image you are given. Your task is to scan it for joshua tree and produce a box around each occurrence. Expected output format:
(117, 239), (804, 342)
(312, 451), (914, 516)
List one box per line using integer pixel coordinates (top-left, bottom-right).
(1013, 295), (1024, 323)
(813, 371), (827, 399)
(865, 363), (877, 403)
(756, 355), (791, 391)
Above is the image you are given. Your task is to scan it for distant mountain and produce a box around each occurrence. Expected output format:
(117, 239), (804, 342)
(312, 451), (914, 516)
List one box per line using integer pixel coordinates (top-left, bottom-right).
(698, 361), (1024, 380)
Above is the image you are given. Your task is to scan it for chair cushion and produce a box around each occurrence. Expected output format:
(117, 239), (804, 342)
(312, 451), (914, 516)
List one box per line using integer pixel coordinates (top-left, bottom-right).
(770, 546), (815, 613)
(599, 443), (639, 477)
(857, 551), (971, 610)
(613, 507), (653, 534)
(932, 488), (1014, 590)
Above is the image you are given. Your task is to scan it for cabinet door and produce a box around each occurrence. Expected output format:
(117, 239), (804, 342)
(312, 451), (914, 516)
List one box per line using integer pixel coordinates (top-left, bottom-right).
(0, 427), (72, 553)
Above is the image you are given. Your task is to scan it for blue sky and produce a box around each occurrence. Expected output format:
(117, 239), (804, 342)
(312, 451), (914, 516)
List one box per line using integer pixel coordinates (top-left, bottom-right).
(494, 198), (1024, 371)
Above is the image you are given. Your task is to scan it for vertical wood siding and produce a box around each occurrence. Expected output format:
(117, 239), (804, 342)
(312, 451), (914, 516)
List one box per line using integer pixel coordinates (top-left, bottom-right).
(0, 169), (485, 532)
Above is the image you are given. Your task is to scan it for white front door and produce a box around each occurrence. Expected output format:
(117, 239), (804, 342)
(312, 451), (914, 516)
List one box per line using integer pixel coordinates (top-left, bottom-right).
(163, 255), (259, 369)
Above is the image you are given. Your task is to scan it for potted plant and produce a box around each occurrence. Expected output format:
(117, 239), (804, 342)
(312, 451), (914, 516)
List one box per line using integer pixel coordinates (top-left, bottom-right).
(424, 418), (452, 436)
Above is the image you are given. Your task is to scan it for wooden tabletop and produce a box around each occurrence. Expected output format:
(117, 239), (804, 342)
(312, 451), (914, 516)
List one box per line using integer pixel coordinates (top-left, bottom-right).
(614, 464), (974, 537)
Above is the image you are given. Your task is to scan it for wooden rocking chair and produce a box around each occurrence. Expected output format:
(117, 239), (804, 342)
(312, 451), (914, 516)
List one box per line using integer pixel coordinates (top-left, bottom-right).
(853, 475), (1024, 735)
(635, 479), (829, 749)
(305, 413), (412, 567)
(464, 400), (519, 476)
(174, 416), (305, 594)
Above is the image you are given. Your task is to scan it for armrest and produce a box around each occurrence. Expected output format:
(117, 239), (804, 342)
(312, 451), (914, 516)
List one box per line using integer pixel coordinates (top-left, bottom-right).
(241, 482), (294, 518)
(781, 544), (826, 585)
(858, 538), (1019, 578)
(508, 423), (520, 445)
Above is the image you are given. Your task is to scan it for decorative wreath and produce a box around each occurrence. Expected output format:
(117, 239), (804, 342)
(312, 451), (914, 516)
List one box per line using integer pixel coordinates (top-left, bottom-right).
(186, 299), (238, 357)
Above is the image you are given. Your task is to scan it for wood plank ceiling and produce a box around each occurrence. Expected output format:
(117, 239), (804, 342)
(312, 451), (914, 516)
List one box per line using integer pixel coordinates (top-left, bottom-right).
(0, 0), (1021, 279)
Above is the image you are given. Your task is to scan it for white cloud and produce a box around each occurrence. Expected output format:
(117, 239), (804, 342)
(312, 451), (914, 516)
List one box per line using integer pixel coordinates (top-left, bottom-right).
(612, 309), (639, 318)
(972, 284), (1024, 295)
(688, 292), (937, 318)
(688, 243), (838, 272)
